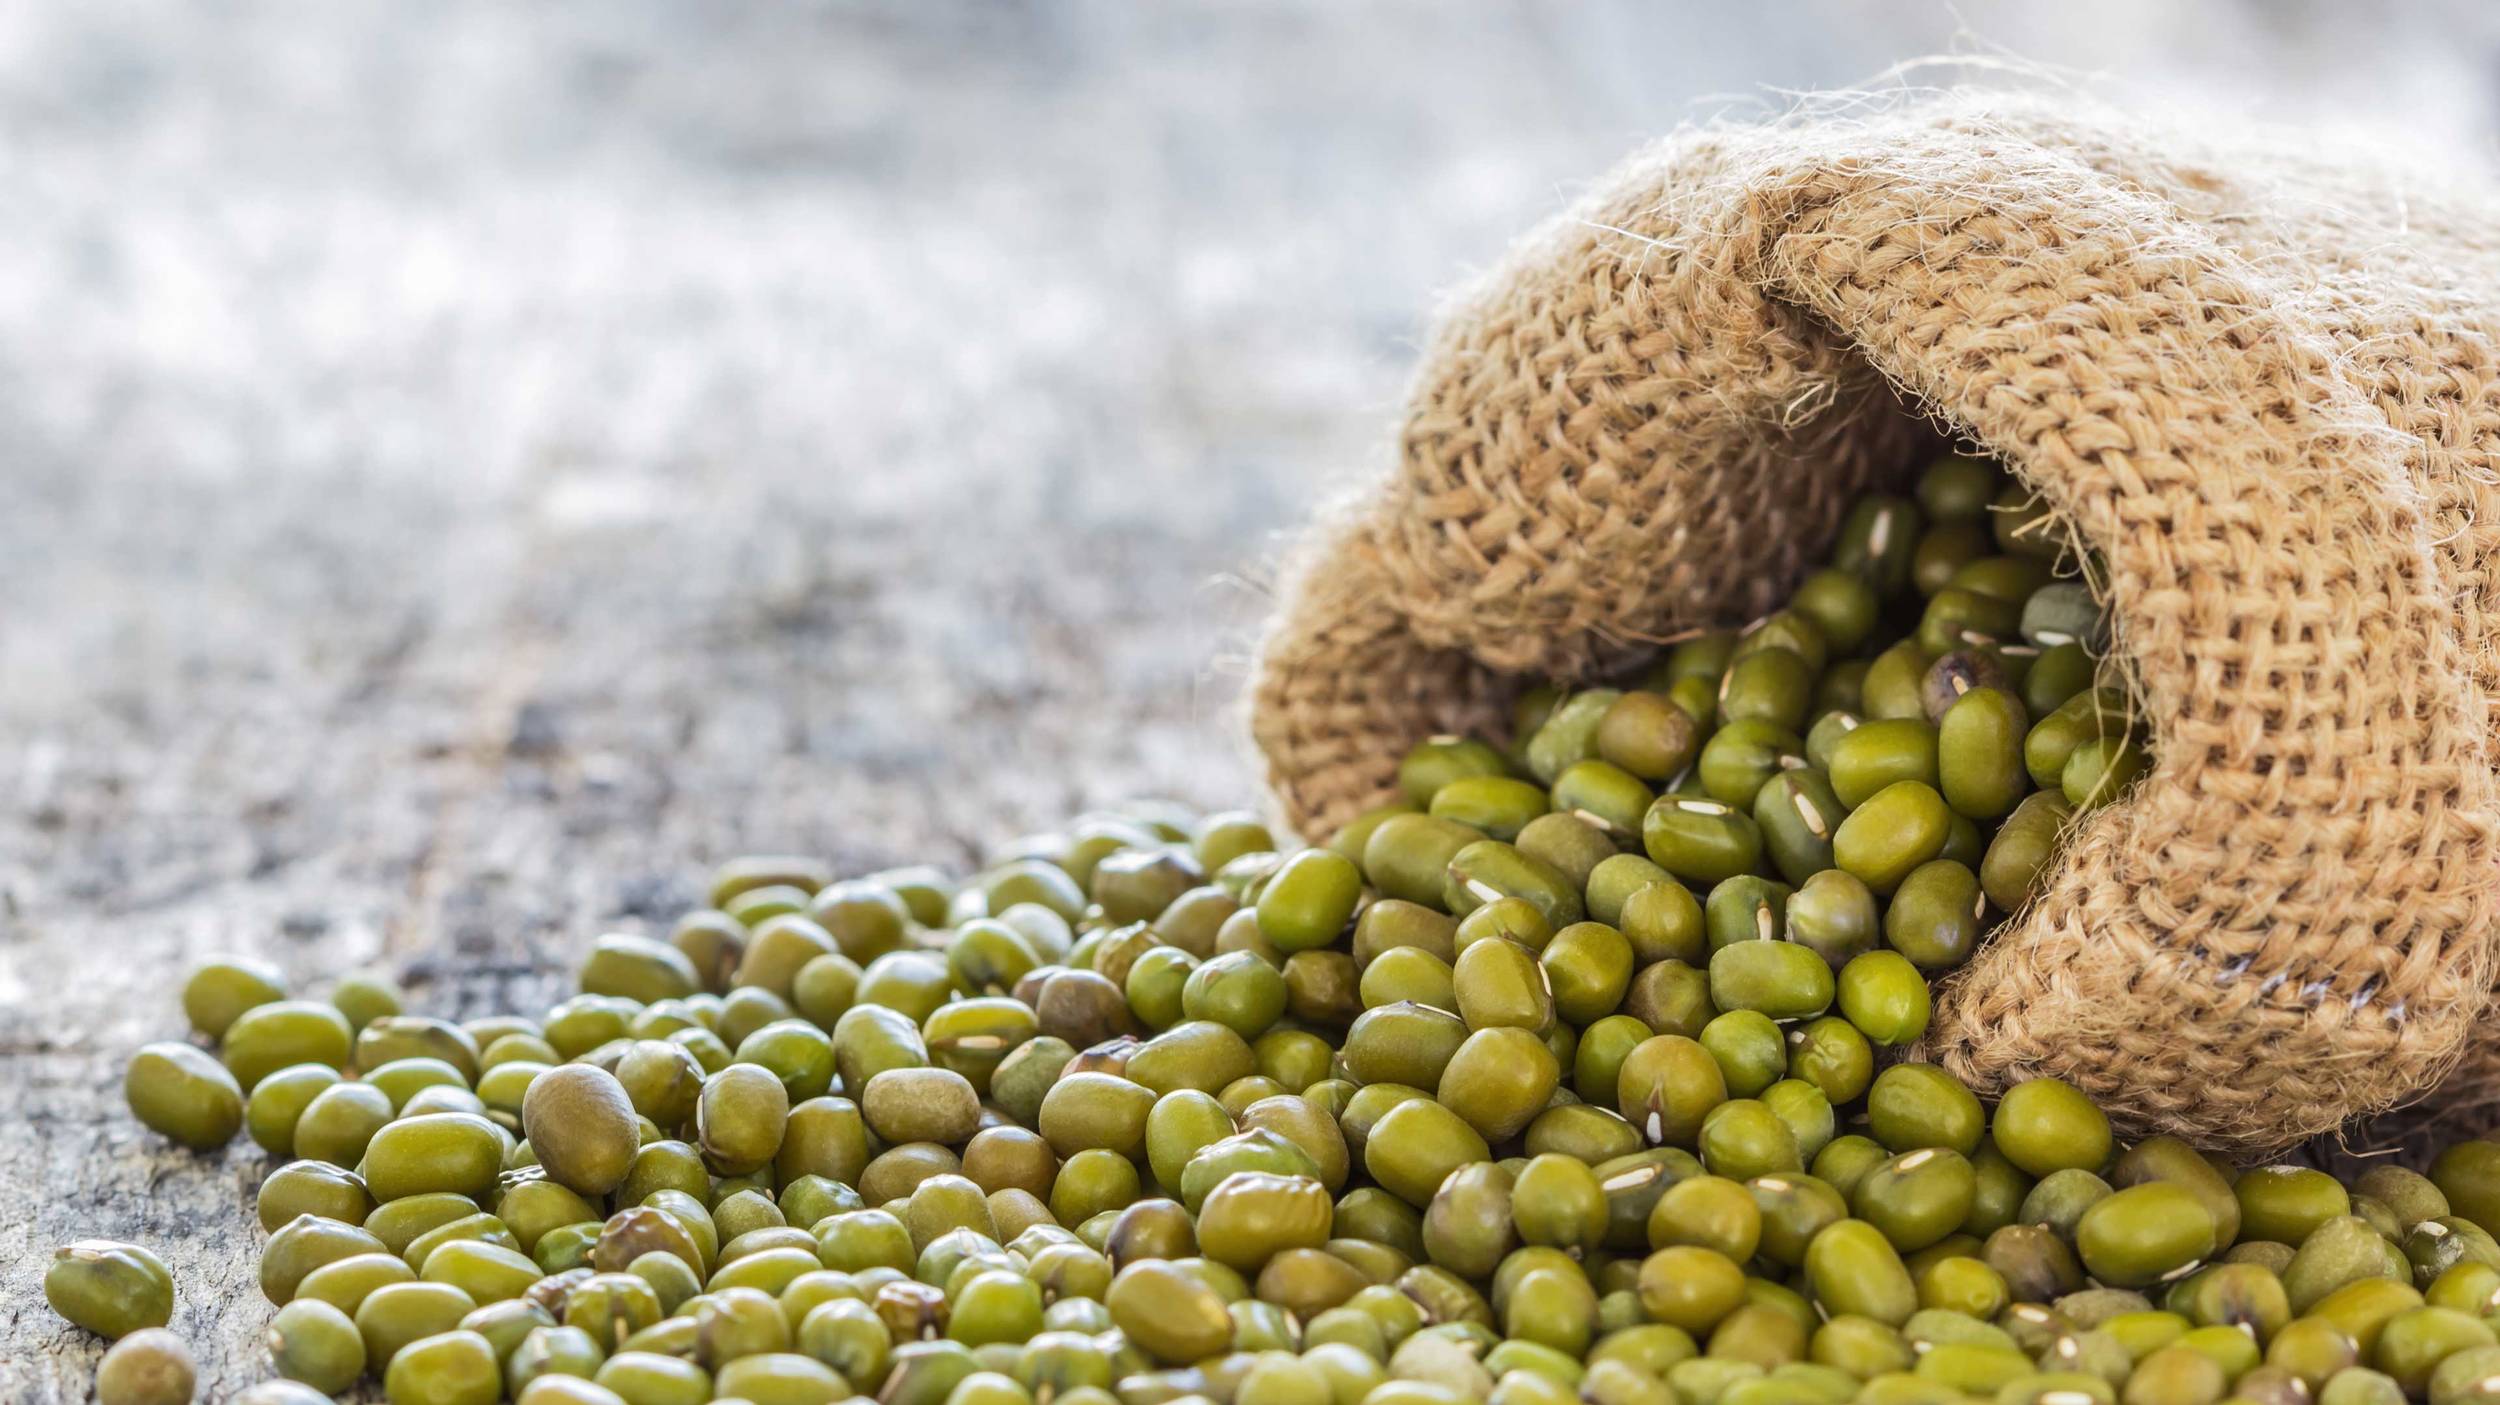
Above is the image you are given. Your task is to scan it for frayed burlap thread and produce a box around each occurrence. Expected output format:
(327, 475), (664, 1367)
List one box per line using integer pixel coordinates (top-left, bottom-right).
(1248, 95), (2500, 1156)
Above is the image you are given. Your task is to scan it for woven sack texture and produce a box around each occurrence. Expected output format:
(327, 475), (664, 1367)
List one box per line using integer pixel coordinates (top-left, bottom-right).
(1248, 94), (2500, 1156)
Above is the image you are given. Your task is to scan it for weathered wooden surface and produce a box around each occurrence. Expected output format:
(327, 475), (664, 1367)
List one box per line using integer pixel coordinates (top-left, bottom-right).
(1, 3), (2492, 1399)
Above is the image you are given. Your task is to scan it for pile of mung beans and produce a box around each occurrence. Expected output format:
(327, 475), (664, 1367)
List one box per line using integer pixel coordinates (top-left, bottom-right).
(50, 455), (2500, 1405)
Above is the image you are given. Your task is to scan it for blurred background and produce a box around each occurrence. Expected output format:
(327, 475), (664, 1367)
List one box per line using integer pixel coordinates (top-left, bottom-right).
(5, 1), (2500, 1393)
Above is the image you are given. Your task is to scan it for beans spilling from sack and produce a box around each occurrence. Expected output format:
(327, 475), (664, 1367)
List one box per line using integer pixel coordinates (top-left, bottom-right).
(1364, 450), (2140, 984)
(52, 458), (2500, 1405)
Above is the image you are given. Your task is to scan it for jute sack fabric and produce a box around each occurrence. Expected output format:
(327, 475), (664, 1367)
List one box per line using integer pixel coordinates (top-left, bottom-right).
(1248, 94), (2500, 1157)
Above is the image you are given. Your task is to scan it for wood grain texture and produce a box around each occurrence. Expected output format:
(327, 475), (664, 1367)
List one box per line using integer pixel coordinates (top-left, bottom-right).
(0, 3), (2489, 1398)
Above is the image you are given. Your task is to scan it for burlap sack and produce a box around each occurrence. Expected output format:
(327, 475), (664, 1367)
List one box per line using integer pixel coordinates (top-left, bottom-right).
(1248, 94), (2500, 1158)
